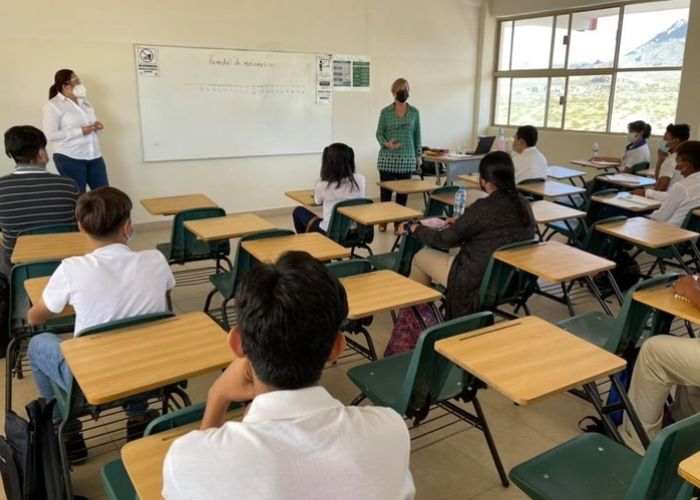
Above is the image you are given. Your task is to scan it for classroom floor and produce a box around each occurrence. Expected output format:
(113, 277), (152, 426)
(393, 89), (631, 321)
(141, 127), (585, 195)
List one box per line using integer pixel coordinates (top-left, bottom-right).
(0, 198), (628, 500)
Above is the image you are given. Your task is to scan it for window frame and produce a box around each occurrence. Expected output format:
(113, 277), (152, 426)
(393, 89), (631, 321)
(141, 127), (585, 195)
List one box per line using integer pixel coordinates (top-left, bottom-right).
(492, 0), (686, 135)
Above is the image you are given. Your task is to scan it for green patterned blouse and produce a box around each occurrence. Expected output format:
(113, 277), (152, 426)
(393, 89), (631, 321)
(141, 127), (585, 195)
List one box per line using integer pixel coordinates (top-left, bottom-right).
(375, 103), (422, 174)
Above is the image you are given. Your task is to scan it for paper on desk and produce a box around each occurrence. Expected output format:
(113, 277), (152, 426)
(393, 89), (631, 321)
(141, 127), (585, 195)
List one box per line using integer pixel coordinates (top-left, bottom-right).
(606, 174), (645, 184)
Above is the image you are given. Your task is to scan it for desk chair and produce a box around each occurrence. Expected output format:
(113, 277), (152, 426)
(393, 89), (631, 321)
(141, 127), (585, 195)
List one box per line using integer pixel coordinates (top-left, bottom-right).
(347, 312), (509, 487)
(17, 223), (79, 236)
(326, 259), (377, 360)
(544, 188), (619, 245)
(51, 312), (189, 499)
(101, 401), (244, 500)
(203, 229), (294, 330)
(156, 208), (232, 273)
(517, 177), (547, 202)
(366, 234), (423, 277)
(509, 411), (700, 500)
(628, 161), (651, 175)
(326, 198), (375, 257)
(424, 185), (458, 217)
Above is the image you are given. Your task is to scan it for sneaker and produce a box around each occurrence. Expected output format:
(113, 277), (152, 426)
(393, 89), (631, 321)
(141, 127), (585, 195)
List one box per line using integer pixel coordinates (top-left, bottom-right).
(126, 409), (160, 442)
(65, 432), (88, 465)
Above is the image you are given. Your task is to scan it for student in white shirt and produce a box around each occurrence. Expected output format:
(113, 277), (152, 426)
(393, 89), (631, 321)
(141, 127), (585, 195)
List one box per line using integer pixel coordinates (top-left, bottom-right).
(637, 123), (691, 201)
(27, 187), (175, 462)
(593, 120), (651, 172)
(510, 125), (548, 184)
(43, 69), (108, 193)
(163, 251), (415, 500)
(649, 141), (700, 227)
(292, 143), (365, 234)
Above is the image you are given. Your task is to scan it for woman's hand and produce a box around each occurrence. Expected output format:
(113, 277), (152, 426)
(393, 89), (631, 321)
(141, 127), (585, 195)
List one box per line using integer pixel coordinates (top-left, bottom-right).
(384, 139), (401, 150)
(81, 125), (94, 135)
(93, 121), (104, 131)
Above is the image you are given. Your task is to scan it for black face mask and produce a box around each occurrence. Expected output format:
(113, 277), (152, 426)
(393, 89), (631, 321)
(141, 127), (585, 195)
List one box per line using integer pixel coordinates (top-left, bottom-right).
(396, 90), (409, 103)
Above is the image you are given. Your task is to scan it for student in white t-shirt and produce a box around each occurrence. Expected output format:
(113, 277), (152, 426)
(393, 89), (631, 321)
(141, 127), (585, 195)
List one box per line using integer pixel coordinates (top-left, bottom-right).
(511, 125), (548, 184)
(292, 143), (365, 234)
(593, 120), (651, 172)
(27, 187), (175, 462)
(163, 251), (415, 500)
(636, 123), (691, 201)
(649, 141), (700, 227)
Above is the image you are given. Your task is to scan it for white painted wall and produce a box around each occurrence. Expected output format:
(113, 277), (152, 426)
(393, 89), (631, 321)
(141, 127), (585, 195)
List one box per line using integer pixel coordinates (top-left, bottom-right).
(0, 0), (481, 223)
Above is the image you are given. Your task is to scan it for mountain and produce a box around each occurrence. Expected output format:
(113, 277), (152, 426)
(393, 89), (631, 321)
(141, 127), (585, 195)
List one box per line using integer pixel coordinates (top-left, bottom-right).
(620, 18), (687, 67)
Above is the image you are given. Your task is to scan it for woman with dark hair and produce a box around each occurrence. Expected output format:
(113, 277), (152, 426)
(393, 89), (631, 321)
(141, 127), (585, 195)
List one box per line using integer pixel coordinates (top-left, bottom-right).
(401, 151), (536, 319)
(42, 68), (108, 193)
(292, 143), (365, 234)
(593, 119), (651, 172)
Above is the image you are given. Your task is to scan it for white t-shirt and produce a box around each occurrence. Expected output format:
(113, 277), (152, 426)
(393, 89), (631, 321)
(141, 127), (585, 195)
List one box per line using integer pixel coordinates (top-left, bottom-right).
(621, 142), (650, 170)
(645, 153), (681, 201)
(650, 171), (700, 227)
(163, 386), (415, 500)
(42, 93), (102, 160)
(42, 243), (175, 334)
(314, 173), (366, 231)
(512, 147), (548, 184)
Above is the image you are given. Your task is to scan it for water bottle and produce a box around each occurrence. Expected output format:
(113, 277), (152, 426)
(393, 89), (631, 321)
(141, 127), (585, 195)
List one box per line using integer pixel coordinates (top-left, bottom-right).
(592, 142), (599, 158)
(495, 128), (506, 152)
(454, 186), (467, 218)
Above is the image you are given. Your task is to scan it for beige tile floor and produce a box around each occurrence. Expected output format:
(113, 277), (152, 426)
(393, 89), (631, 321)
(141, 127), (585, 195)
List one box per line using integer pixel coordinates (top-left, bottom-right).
(1, 197), (634, 499)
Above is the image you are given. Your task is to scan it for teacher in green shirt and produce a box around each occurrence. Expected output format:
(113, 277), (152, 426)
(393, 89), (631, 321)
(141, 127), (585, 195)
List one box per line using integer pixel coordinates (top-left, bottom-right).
(375, 78), (422, 232)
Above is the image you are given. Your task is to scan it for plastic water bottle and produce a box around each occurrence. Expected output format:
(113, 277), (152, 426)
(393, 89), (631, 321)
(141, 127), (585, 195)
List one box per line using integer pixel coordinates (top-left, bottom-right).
(495, 128), (506, 152)
(592, 142), (599, 157)
(454, 186), (467, 218)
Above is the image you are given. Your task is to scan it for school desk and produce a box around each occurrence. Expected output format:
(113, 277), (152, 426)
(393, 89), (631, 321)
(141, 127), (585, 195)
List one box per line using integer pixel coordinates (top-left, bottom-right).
(597, 173), (656, 189)
(337, 202), (422, 226)
(571, 159), (621, 172)
(61, 312), (232, 405)
(429, 191), (456, 206)
(591, 193), (661, 213)
(421, 153), (484, 185)
(24, 276), (74, 318)
(494, 241), (619, 316)
(240, 232), (350, 264)
(140, 194), (218, 216)
(285, 189), (318, 207)
(122, 408), (245, 500)
(458, 173), (480, 186)
(377, 179), (438, 206)
(679, 451), (700, 488)
(530, 200), (586, 224)
(546, 166), (586, 186)
(516, 180), (586, 201)
(183, 213), (277, 241)
(434, 315), (649, 448)
(11, 232), (93, 264)
(596, 217), (700, 274)
(633, 283), (700, 325)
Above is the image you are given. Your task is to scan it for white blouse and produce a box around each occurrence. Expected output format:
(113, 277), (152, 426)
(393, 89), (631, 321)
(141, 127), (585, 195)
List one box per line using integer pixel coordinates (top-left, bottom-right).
(42, 93), (102, 160)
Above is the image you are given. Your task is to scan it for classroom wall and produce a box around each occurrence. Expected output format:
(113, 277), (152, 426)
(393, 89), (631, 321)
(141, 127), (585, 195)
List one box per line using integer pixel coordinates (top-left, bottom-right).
(479, 0), (700, 171)
(0, 0), (481, 223)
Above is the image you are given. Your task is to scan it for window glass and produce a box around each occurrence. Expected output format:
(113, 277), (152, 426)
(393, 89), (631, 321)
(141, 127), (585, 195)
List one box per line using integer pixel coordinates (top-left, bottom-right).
(509, 78), (548, 127)
(511, 17), (553, 70)
(565, 75), (612, 131)
(568, 8), (619, 69)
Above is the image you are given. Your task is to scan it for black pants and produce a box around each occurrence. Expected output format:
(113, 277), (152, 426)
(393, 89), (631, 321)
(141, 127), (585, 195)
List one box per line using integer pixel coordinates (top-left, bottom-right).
(379, 171), (412, 206)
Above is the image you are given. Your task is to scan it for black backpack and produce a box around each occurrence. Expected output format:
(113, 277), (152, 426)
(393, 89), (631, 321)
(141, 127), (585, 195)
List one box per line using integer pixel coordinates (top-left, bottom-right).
(0, 399), (65, 500)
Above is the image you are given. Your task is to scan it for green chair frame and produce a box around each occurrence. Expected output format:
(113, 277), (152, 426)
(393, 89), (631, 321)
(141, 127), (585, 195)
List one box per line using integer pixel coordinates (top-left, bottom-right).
(509, 411), (700, 500)
(17, 223), (79, 236)
(424, 185), (458, 218)
(347, 312), (509, 487)
(366, 234), (424, 277)
(543, 188), (619, 245)
(203, 229), (295, 330)
(326, 198), (375, 257)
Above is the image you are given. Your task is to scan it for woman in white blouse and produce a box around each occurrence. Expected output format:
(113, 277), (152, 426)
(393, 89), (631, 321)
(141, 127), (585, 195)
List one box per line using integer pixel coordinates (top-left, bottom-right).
(42, 69), (108, 193)
(592, 120), (651, 173)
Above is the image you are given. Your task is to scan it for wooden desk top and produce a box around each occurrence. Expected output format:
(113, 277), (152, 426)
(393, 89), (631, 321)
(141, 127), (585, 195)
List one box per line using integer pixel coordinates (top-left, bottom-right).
(598, 173), (656, 189)
(596, 217), (699, 249)
(11, 232), (93, 264)
(531, 200), (586, 224)
(140, 194), (218, 216)
(679, 451), (700, 488)
(571, 159), (621, 170)
(240, 232), (350, 264)
(430, 192), (456, 206)
(340, 270), (442, 320)
(423, 153), (483, 163)
(122, 408), (245, 500)
(337, 202), (422, 225)
(591, 193), (661, 213)
(61, 312), (232, 405)
(24, 277), (74, 319)
(458, 173), (480, 185)
(434, 316), (626, 405)
(516, 181), (586, 200)
(183, 214), (277, 241)
(633, 284), (700, 324)
(285, 189), (318, 207)
(494, 241), (615, 283)
(377, 179), (437, 194)
(546, 166), (586, 179)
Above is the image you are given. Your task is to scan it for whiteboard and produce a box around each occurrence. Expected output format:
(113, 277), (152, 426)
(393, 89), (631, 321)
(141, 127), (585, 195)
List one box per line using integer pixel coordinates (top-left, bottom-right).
(134, 44), (333, 162)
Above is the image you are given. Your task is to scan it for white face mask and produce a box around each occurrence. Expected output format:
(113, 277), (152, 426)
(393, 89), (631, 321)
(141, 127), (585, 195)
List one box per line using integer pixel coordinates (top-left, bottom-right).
(627, 132), (636, 143)
(127, 226), (135, 243)
(72, 84), (87, 98)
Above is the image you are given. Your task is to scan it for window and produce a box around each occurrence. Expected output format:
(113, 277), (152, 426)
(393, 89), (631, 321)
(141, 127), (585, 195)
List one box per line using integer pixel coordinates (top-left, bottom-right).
(494, 0), (689, 134)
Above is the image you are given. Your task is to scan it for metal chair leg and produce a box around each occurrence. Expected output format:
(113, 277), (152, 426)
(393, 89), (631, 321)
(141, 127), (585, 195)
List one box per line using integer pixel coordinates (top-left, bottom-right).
(5, 337), (17, 413)
(472, 395), (509, 487)
(57, 418), (74, 500)
(203, 288), (217, 314)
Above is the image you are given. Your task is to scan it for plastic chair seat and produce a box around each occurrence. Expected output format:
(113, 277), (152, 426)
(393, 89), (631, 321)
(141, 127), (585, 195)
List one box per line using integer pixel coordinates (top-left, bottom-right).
(156, 242), (172, 259)
(557, 312), (615, 350)
(546, 219), (583, 239)
(209, 269), (235, 296)
(510, 433), (641, 500)
(101, 459), (136, 500)
(366, 252), (399, 272)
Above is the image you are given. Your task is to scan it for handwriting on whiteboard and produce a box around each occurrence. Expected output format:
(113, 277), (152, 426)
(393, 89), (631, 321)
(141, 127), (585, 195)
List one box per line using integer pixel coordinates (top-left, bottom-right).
(185, 83), (306, 96)
(208, 55), (276, 68)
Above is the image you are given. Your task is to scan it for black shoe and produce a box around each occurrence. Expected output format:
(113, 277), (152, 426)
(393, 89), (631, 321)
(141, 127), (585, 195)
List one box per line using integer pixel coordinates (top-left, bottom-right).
(126, 409), (160, 442)
(65, 432), (88, 465)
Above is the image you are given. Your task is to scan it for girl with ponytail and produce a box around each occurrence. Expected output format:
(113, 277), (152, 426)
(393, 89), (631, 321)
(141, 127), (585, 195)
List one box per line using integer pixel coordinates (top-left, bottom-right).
(592, 119), (652, 173)
(402, 151), (536, 319)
